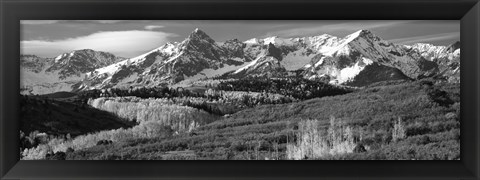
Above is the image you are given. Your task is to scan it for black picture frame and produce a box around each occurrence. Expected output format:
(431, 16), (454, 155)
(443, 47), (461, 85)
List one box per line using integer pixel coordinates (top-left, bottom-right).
(1, 0), (479, 179)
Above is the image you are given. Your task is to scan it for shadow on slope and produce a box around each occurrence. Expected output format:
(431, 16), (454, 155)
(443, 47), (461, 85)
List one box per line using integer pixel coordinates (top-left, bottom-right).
(20, 95), (136, 137)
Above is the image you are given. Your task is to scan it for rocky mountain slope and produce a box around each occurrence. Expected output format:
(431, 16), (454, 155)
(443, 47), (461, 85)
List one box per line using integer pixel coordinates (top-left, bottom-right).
(407, 41), (460, 82)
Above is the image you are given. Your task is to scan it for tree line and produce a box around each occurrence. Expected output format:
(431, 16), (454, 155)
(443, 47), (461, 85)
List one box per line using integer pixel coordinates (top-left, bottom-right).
(216, 77), (354, 100)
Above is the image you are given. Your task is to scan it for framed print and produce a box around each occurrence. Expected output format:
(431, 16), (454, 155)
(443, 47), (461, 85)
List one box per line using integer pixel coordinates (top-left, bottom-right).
(1, 0), (479, 179)
(17, 20), (464, 161)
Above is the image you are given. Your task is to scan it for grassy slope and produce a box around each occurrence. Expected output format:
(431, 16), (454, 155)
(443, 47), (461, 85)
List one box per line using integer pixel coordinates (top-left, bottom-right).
(68, 79), (460, 160)
(20, 96), (136, 137)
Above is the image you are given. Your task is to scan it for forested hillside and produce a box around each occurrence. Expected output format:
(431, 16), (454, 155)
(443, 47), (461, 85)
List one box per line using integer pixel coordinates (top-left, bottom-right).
(58, 79), (459, 160)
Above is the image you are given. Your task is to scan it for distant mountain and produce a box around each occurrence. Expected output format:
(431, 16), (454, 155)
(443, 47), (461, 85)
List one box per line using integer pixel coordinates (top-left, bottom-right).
(48, 49), (126, 79)
(20, 54), (54, 73)
(20, 50), (125, 95)
(407, 41), (460, 83)
(299, 30), (440, 85)
(21, 29), (460, 94)
(230, 30), (452, 86)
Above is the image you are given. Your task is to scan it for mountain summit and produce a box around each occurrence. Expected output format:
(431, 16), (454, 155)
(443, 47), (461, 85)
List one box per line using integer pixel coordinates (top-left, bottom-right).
(188, 28), (214, 41)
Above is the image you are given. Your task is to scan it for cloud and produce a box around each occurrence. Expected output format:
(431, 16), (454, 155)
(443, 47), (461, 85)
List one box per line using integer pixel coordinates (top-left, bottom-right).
(21, 20), (60, 25)
(21, 30), (178, 58)
(21, 20), (126, 25)
(264, 21), (412, 38)
(92, 20), (125, 24)
(144, 25), (165, 30)
(388, 32), (460, 45)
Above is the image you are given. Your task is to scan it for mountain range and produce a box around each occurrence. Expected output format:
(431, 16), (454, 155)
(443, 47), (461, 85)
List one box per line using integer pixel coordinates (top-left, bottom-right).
(20, 28), (460, 95)
(20, 49), (125, 94)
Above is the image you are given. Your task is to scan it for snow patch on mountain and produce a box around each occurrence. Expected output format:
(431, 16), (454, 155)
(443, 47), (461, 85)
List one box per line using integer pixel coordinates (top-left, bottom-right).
(115, 73), (139, 88)
(55, 54), (67, 62)
(244, 36), (294, 46)
(176, 61), (252, 86)
(409, 43), (447, 60)
(450, 49), (460, 60)
(90, 62), (121, 76)
(234, 56), (261, 74)
(280, 52), (316, 71)
(336, 61), (365, 83)
(244, 38), (260, 44)
(313, 57), (326, 68)
(339, 57), (374, 83)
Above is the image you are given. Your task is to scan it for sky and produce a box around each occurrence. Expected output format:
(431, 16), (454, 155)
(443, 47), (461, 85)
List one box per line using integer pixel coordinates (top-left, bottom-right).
(21, 20), (460, 58)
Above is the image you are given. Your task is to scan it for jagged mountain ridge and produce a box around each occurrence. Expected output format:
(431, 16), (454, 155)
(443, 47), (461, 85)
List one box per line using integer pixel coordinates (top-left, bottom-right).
(21, 29), (460, 94)
(74, 28), (254, 90)
(20, 50), (125, 95)
(49, 49), (126, 79)
(230, 30), (456, 86)
(299, 30), (442, 85)
(406, 41), (460, 82)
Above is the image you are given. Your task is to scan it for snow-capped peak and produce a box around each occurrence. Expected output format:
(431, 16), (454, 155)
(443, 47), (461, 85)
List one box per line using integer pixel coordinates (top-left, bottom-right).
(182, 28), (216, 46)
(343, 29), (376, 43)
(409, 43), (446, 56)
(445, 41), (460, 53)
(354, 29), (373, 36)
(54, 53), (68, 62)
(411, 43), (438, 48)
(244, 36), (294, 46)
(262, 36), (279, 44)
(54, 49), (97, 62)
(306, 34), (336, 41)
(188, 28), (210, 38)
(320, 30), (383, 57)
(87, 46), (164, 77)
(244, 38), (259, 44)
(267, 36), (294, 45)
(158, 42), (179, 56)
(408, 41), (460, 62)
(296, 34), (342, 54)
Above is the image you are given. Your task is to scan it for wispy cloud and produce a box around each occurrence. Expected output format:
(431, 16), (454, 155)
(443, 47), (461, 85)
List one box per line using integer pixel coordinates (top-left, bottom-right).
(264, 21), (413, 38)
(21, 20), (60, 25)
(144, 25), (165, 30)
(21, 30), (178, 58)
(388, 32), (459, 45)
(92, 20), (125, 24)
(21, 20), (127, 25)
